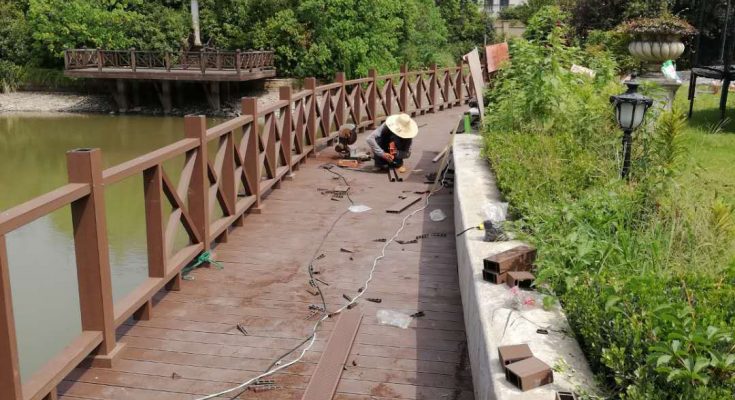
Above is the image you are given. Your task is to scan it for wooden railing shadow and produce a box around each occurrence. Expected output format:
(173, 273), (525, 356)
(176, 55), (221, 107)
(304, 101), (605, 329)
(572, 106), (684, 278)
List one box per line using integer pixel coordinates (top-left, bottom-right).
(0, 61), (478, 400)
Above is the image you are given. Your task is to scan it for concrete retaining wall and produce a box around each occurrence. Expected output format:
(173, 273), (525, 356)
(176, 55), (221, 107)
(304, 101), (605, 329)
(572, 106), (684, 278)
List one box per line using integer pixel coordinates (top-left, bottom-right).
(453, 133), (597, 400)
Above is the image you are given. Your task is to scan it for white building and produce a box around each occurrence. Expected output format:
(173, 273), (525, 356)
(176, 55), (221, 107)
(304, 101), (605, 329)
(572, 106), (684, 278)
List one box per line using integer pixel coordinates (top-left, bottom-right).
(480, 0), (526, 15)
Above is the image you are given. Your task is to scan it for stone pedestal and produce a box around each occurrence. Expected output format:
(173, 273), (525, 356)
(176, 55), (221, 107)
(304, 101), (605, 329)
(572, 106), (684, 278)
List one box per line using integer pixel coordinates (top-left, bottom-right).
(640, 72), (683, 111)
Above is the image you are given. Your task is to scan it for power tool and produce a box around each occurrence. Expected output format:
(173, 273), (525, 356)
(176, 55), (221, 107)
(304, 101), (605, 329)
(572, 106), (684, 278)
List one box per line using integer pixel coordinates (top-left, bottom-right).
(335, 124), (371, 161)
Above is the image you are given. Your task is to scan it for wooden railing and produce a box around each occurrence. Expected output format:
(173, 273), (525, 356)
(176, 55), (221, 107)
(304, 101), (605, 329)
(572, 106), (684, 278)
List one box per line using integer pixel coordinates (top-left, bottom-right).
(64, 48), (275, 74)
(0, 62), (477, 400)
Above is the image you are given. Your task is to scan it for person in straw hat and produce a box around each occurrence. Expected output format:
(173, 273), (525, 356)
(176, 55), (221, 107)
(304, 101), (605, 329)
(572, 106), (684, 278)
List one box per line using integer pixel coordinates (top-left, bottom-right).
(365, 113), (418, 171)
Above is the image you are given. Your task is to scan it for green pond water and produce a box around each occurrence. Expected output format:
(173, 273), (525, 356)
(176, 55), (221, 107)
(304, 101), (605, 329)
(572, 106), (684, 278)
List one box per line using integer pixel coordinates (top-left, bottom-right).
(0, 112), (216, 380)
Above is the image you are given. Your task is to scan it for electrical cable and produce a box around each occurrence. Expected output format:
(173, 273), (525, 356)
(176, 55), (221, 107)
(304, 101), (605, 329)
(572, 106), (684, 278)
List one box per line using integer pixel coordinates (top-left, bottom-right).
(196, 161), (452, 400)
(320, 163), (355, 205)
(456, 226), (479, 237)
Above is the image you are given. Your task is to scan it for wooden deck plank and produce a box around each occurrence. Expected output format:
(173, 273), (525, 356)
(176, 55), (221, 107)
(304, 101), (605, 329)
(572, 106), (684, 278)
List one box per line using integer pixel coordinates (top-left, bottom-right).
(302, 309), (362, 400)
(61, 107), (472, 399)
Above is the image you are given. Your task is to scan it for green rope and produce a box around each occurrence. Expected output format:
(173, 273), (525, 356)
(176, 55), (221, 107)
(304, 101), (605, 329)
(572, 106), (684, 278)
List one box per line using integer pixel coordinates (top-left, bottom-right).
(182, 251), (223, 280)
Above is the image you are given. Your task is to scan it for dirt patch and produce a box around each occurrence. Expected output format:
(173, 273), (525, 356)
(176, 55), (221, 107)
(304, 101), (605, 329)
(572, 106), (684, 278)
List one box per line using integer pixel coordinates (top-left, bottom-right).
(370, 383), (400, 397)
(0, 91), (113, 113)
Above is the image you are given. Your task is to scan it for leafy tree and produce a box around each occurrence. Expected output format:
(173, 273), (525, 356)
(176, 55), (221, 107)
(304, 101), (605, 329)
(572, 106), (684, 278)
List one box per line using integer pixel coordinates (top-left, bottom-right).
(397, 0), (453, 68)
(436, 0), (494, 57)
(28, 0), (138, 64)
(296, 0), (403, 78)
(251, 9), (311, 76)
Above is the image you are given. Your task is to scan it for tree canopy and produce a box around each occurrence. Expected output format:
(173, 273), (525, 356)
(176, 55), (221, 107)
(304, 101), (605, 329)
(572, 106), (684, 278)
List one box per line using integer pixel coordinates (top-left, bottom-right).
(0, 0), (493, 83)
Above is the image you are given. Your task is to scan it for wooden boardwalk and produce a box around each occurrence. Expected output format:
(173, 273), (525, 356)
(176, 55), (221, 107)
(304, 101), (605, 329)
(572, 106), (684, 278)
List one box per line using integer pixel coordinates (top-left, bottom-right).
(59, 108), (473, 400)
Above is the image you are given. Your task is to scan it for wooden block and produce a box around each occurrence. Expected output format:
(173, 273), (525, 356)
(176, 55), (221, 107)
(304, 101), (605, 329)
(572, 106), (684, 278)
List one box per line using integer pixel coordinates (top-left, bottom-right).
(337, 159), (359, 168)
(483, 245), (536, 274)
(505, 356), (553, 391)
(506, 271), (535, 288)
(302, 309), (362, 400)
(498, 344), (533, 367)
(386, 196), (422, 214)
(482, 270), (505, 284)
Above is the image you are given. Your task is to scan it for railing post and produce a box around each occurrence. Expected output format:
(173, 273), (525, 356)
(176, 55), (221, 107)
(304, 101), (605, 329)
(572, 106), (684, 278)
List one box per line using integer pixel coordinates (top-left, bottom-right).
(399, 64), (409, 113)
(185, 116), (210, 251)
(0, 236), (21, 400)
(304, 78), (318, 154)
(415, 71), (424, 114)
(385, 75), (394, 117)
(216, 50), (222, 70)
(165, 51), (171, 72)
(143, 165), (165, 277)
(200, 49), (206, 74)
(279, 86), (294, 171)
(335, 72), (346, 131)
(368, 69), (378, 128)
(241, 99), (263, 209)
(67, 148), (123, 368)
(235, 49), (241, 74)
(430, 64), (438, 113)
(96, 48), (103, 71)
(353, 81), (362, 127)
(443, 67), (451, 109)
(130, 48), (136, 72)
(456, 60), (465, 104)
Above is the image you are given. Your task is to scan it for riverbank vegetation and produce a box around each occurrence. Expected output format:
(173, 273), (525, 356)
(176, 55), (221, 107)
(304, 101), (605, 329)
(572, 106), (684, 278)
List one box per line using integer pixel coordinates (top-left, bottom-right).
(484, 7), (735, 399)
(0, 0), (492, 91)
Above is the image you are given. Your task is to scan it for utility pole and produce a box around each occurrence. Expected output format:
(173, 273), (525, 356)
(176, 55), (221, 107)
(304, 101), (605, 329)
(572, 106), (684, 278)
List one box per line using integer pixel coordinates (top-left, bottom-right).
(191, 0), (202, 47)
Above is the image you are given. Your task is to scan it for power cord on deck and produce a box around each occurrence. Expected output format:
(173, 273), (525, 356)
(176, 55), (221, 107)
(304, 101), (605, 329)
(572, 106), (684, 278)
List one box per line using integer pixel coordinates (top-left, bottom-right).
(320, 163), (355, 205)
(194, 161), (452, 400)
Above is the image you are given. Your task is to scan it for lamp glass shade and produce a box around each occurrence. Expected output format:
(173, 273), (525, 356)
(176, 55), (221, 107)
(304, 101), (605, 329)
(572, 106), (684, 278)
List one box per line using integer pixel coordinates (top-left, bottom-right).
(616, 102), (646, 130)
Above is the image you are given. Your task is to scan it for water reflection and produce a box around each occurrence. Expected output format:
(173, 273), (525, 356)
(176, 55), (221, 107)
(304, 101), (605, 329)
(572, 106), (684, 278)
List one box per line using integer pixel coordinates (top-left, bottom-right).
(0, 113), (199, 380)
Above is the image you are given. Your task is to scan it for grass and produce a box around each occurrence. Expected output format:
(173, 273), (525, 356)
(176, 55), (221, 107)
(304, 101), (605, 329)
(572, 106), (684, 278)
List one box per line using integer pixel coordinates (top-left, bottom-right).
(677, 87), (735, 204)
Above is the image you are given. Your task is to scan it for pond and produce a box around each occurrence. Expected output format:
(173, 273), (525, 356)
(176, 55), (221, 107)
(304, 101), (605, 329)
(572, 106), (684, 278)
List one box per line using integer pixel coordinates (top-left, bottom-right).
(0, 112), (213, 380)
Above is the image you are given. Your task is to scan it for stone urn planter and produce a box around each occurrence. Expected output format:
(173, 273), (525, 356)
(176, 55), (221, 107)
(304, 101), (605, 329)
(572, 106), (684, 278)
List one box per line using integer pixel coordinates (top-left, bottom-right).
(628, 35), (686, 70)
(619, 16), (696, 72)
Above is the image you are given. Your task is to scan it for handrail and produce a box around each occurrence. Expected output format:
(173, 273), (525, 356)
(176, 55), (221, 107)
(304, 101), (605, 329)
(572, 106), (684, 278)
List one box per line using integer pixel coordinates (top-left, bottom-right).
(102, 138), (199, 185)
(63, 48), (275, 73)
(0, 183), (90, 235)
(0, 59), (477, 400)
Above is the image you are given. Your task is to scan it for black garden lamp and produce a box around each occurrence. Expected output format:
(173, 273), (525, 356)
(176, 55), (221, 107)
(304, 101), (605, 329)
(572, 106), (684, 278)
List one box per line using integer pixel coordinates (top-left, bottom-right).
(610, 80), (653, 180)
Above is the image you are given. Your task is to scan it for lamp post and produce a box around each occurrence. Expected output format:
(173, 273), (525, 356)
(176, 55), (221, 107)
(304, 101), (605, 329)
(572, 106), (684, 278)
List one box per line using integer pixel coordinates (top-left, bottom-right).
(610, 80), (653, 180)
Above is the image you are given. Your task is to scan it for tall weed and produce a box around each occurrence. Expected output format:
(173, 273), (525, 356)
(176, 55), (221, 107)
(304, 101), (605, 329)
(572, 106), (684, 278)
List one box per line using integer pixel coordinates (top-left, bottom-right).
(483, 29), (735, 399)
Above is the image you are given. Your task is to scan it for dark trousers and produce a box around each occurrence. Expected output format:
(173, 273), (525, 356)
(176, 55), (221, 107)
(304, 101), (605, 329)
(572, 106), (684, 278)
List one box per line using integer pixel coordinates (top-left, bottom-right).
(374, 155), (403, 169)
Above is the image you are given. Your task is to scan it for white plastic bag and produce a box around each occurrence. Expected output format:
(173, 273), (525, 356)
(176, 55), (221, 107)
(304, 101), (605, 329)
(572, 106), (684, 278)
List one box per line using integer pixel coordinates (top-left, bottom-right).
(482, 201), (508, 223)
(348, 204), (372, 213)
(482, 201), (509, 241)
(661, 60), (682, 83)
(430, 209), (447, 222)
(376, 310), (412, 329)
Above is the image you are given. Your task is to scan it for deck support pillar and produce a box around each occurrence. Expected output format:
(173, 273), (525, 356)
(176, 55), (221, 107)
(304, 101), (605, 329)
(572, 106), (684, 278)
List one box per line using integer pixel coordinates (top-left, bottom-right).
(175, 82), (185, 108)
(131, 81), (141, 109)
(113, 79), (128, 113)
(204, 82), (221, 111)
(155, 81), (173, 114)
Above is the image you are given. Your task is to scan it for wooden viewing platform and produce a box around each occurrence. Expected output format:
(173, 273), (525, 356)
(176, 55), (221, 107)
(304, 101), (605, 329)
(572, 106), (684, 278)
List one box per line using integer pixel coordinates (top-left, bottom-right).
(0, 63), (481, 400)
(64, 49), (276, 81)
(63, 48), (277, 112)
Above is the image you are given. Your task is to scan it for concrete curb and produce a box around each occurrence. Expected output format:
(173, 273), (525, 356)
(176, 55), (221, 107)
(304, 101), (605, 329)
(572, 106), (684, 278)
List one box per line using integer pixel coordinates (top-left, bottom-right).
(452, 133), (597, 400)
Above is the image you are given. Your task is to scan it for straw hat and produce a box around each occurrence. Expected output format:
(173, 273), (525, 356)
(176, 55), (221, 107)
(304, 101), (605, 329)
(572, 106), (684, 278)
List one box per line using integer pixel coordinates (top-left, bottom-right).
(386, 113), (418, 139)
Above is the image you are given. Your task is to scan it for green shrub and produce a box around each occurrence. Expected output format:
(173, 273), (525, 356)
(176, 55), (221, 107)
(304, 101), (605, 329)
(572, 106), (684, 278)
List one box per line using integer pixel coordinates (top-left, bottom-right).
(0, 60), (23, 92)
(484, 26), (735, 399)
(523, 5), (571, 43)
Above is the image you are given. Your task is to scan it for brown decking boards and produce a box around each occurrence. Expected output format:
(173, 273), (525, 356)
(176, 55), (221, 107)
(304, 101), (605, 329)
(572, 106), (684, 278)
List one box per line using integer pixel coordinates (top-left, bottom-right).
(64, 68), (276, 82)
(302, 309), (362, 400)
(59, 107), (473, 399)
